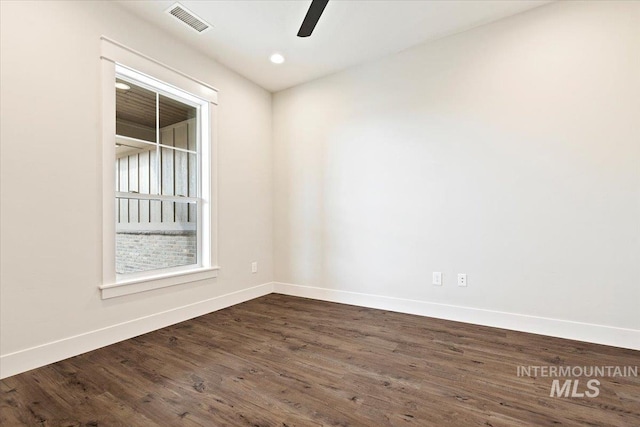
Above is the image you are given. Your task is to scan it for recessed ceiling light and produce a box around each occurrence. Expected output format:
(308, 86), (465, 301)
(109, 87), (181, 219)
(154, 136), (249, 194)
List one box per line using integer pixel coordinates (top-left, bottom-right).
(115, 82), (131, 90)
(270, 53), (285, 64)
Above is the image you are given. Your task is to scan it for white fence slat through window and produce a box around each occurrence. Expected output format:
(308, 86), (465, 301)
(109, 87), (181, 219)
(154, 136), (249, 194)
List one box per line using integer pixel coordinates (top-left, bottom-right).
(115, 118), (197, 230)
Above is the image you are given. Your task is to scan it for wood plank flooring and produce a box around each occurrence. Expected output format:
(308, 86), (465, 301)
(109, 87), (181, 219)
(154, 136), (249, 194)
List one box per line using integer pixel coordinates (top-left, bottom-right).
(1, 294), (639, 426)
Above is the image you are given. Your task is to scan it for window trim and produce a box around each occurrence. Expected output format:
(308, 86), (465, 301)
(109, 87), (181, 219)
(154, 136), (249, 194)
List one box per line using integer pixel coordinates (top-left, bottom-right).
(100, 267), (220, 299)
(100, 37), (219, 299)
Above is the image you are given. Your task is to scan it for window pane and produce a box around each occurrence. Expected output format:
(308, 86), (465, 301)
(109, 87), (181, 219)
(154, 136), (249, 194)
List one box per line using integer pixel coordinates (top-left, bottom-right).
(115, 148), (158, 198)
(159, 94), (196, 131)
(115, 78), (157, 143)
(116, 198), (197, 274)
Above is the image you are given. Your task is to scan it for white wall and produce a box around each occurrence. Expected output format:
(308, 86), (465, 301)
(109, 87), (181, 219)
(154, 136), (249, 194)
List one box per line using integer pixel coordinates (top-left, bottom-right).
(273, 1), (640, 336)
(0, 1), (273, 375)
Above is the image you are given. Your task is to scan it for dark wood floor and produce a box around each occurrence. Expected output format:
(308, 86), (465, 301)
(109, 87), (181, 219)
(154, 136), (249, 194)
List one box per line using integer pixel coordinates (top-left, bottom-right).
(1, 294), (638, 426)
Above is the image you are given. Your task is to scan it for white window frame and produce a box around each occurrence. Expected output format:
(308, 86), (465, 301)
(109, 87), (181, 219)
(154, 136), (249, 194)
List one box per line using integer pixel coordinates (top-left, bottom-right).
(99, 37), (219, 299)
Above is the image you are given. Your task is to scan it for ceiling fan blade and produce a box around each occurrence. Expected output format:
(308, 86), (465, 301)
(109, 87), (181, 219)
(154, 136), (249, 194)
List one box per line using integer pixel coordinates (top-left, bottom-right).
(297, 0), (329, 37)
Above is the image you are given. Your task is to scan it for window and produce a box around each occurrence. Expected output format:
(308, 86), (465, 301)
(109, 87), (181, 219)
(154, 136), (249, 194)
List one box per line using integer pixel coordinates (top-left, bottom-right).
(115, 66), (203, 277)
(100, 38), (218, 299)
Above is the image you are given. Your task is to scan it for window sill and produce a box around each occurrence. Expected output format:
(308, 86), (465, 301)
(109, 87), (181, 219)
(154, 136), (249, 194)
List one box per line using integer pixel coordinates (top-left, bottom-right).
(99, 266), (220, 299)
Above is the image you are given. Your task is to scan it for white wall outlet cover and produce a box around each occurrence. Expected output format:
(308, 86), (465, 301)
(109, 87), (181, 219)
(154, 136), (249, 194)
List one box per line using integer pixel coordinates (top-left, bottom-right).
(251, 262), (258, 273)
(433, 272), (442, 286)
(457, 273), (467, 287)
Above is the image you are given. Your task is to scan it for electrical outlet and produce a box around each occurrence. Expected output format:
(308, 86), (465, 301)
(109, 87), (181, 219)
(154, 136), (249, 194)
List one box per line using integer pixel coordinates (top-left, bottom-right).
(251, 261), (258, 274)
(432, 272), (442, 286)
(457, 273), (467, 287)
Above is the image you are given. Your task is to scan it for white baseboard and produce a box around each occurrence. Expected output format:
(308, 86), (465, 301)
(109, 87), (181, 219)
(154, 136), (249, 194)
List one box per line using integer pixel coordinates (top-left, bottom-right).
(273, 282), (640, 351)
(0, 282), (274, 379)
(3, 281), (636, 379)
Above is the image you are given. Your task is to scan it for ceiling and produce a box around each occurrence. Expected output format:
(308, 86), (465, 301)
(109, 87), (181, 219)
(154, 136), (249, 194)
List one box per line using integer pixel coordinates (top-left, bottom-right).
(117, 0), (552, 92)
